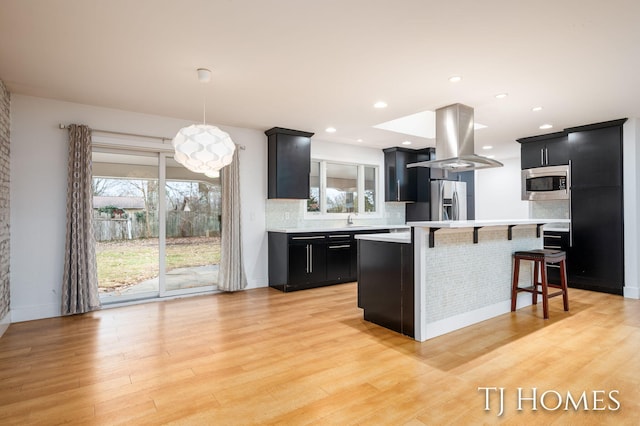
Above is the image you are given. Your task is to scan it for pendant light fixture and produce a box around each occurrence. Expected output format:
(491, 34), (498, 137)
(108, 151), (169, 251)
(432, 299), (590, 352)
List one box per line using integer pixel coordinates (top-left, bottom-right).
(172, 68), (236, 174)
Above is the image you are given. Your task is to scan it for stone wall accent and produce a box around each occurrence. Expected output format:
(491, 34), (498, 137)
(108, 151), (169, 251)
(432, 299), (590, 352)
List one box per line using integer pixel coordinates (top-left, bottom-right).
(0, 80), (10, 321)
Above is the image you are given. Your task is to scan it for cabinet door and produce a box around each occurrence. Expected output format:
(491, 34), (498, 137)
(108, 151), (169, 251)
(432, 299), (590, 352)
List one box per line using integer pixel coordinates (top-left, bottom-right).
(569, 187), (623, 293)
(384, 149), (417, 201)
(545, 136), (569, 166)
(288, 243), (311, 285)
(521, 140), (547, 169)
(543, 231), (569, 285)
(569, 126), (622, 188)
(308, 241), (327, 283)
(326, 242), (352, 282)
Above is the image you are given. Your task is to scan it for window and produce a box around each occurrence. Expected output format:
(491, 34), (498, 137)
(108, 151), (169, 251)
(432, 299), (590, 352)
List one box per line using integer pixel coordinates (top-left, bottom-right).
(307, 160), (378, 214)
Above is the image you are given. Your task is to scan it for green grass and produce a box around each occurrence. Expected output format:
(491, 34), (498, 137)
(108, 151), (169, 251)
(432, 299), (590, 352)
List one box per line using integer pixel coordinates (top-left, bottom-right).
(96, 236), (220, 291)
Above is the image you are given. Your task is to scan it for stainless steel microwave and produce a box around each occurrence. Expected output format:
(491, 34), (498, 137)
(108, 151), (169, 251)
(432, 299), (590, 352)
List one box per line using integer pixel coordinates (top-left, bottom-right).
(521, 164), (570, 200)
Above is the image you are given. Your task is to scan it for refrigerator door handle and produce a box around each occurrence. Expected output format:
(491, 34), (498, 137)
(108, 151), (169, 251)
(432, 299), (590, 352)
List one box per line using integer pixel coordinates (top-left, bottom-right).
(453, 190), (459, 220)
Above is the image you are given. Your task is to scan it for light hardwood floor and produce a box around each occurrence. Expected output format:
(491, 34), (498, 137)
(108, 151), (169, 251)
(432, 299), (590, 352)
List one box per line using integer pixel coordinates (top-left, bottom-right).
(1, 284), (639, 425)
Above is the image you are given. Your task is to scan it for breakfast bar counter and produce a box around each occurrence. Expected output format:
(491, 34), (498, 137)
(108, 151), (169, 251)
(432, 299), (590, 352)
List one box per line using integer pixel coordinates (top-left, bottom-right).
(357, 219), (570, 342)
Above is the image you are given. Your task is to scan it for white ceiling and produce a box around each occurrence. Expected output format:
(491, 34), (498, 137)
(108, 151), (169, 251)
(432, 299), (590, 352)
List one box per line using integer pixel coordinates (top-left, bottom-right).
(1, 0), (639, 160)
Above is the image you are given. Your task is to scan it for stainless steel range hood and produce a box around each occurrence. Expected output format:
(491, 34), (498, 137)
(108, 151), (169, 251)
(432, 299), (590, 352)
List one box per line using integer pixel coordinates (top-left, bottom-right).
(407, 103), (503, 171)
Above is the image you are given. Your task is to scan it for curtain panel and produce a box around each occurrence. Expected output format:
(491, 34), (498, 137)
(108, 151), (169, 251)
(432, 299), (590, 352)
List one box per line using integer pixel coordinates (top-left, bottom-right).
(61, 124), (101, 315)
(219, 149), (247, 292)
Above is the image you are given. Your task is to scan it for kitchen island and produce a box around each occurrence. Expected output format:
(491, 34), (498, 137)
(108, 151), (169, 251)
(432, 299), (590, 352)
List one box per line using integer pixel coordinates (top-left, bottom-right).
(356, 219), (570, 342)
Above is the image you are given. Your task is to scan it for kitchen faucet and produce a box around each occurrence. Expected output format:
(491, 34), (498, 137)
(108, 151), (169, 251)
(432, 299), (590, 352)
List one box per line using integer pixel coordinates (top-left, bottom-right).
(347, 214), (354, 225)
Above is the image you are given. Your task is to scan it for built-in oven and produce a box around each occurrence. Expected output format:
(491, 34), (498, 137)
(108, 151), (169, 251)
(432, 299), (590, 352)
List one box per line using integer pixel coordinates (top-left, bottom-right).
(521, 164), (570, 201)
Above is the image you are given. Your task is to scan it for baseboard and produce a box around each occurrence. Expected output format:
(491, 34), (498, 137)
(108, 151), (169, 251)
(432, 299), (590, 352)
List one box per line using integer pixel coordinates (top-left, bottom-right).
(624, 285), (640, 299)
(0, 310), (11, 338)
(418, 294), (533, 342)
(9, 303), (61, 323)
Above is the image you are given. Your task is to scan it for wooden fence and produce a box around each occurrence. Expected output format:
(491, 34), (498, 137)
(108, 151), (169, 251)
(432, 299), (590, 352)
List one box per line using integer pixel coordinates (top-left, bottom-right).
(93, 211), (221, 241)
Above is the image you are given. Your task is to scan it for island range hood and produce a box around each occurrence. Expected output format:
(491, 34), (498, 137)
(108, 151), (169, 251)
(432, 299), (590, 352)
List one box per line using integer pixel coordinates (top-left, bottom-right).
(407, 103), (503, 171)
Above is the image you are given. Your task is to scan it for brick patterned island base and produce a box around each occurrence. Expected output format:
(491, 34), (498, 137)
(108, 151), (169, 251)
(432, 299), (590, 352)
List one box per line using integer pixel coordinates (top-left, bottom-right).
(356, 219), (570, 342)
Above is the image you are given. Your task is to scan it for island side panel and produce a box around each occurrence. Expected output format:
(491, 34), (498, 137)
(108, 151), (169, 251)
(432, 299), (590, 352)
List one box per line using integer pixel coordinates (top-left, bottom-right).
(413, 226), (542, 342)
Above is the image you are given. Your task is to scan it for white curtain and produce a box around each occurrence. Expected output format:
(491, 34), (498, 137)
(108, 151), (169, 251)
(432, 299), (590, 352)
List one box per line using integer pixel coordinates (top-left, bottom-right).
(61, 124), (101, 315)
(218, 149), (247, 291)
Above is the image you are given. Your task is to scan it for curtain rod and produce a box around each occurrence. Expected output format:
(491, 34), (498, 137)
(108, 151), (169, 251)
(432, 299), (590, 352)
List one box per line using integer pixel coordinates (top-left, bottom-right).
(58, 124), (246, 149)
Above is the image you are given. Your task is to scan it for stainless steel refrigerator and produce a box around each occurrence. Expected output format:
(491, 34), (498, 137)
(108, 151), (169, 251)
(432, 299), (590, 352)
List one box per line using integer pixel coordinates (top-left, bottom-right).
(431, 180), (467, 221)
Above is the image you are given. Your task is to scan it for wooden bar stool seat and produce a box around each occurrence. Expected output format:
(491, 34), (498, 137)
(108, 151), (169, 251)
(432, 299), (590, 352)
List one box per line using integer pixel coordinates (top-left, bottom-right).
(511, 249), (569, 319)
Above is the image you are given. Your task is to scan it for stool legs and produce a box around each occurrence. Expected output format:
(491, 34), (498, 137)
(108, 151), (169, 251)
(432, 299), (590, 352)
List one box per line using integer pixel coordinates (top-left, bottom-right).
(560, 259), (569, 311)
(511, 253), (569, 319)
(539, 260), (549, 319)
(510, 258), (520, 312)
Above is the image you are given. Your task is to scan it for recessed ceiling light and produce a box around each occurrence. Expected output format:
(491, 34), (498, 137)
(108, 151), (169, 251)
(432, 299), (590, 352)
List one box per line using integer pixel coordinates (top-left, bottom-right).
(356, 138), (363, 142)
(482, 145), (493, 150)
(402, 141), (412, 145)
(325, 127), (336, 133)
(448, 75), (462, 83)
(539, 124), (553, 130)
(373, 101), (388, 109)
(532, 106), (543, 112)
(495, 93), (508, 99)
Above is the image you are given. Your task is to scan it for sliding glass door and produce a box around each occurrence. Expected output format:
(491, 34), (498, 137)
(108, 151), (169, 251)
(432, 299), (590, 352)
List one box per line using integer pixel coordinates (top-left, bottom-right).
(163, 156), (221, 295)
(93, 149), (220, 304)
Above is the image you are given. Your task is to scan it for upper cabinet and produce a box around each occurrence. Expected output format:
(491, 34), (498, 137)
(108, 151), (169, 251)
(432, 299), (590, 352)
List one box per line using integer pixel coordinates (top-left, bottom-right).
(518, 132), (569, 169)
(383, 147), (435, 202)
(266, 127), (314, 199)
(567, 119), (626, 188)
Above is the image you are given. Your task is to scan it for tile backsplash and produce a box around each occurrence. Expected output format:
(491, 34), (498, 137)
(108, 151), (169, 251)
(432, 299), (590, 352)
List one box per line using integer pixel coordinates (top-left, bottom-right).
(266, 199), (406, 229)
(530, 200), (570, 219)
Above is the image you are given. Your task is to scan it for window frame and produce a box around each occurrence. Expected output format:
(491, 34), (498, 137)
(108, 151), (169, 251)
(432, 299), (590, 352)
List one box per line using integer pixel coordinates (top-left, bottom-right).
(305, 159), (381, 218)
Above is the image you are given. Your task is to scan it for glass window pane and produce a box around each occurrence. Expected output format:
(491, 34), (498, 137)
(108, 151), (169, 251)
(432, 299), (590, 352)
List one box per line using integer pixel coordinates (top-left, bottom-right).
(326, 163), (357, 213)
(364, 166), (376, 212)
(308, 160), (321, 212)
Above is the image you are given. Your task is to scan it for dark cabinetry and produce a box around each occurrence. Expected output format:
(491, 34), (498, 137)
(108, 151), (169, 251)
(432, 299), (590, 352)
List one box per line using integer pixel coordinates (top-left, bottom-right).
(357, 239), (414, 337)
(266, 127), (314, 199)
(518, 132), (569, 169)
(543, 231), (570, 285)
(566, 119), (626, 294)
(521, 119), (626, 294)
(288, 235), (327, 286)
(383, 147), (435, 202)
(268, 228), (392, 292)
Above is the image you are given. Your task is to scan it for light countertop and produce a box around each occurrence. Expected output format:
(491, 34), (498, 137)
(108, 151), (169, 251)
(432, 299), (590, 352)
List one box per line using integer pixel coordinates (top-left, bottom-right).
(267, 224), (409, 234)
(406, 218), (570, 229)
(355, 232), (411, 244)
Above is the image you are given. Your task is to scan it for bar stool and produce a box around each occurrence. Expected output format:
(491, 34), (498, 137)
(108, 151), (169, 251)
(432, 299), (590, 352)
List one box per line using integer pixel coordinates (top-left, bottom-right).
(511, 249), (569, 319)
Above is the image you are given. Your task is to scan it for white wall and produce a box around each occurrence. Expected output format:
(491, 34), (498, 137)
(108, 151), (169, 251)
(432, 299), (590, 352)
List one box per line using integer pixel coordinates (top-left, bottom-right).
(10, 95), (268, 322)
(475, 156), (529, 220)
(623, 118), (640, 299)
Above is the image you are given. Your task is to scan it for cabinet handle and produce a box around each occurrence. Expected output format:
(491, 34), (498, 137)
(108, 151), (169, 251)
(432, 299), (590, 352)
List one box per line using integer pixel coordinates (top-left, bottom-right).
(396, 179), (400, 201)
(309, 245), (313, 273)
(545, 147), (549, 165)
(546, 264), (560, 269)
(306, 244), (310, 273)
(544, 245), (563, 249)
(328, 235), (350, 238)
(568, 160), (573, 247)
(292, 236), (325, 240)
(544, 235), (562, 239)
(541, 148), (544, 165)
(329, 245), (351, 249)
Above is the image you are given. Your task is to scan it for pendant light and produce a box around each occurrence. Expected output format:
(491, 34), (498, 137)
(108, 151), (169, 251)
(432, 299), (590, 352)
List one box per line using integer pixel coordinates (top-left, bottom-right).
(172, 68), (236, 174)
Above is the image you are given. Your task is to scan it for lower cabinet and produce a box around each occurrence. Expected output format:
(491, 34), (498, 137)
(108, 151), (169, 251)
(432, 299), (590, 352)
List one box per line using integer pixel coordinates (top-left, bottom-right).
(268, 229), (392, 292)
(357, 239), (414, 337)
(288, 237), (327, 286)
(543, 231), (570, 285)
